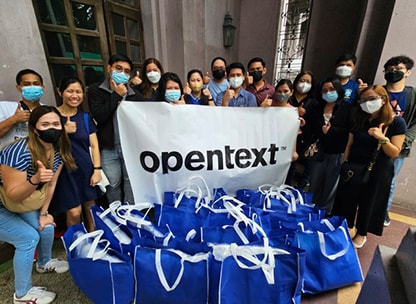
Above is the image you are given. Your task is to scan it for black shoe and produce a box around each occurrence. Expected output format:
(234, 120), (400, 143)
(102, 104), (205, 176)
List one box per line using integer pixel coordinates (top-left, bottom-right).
(384, 213), (391, 227)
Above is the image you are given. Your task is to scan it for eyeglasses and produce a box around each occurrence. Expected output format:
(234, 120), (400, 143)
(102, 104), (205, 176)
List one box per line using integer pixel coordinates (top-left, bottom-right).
(357, 95), (382, 104)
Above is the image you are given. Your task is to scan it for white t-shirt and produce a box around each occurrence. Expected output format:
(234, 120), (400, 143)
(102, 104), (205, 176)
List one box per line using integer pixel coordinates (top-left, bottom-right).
(0, 101), (29, 149)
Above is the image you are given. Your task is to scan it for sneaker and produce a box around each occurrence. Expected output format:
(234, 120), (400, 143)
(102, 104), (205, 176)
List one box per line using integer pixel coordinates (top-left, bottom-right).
(36, 259), (69, 274)
(14, 286), (56, 304)
(384, 213), (391, 227)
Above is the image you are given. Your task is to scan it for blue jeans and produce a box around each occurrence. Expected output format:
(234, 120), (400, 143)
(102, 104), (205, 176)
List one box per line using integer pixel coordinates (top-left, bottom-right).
(101, 145), (134, 204)
(0, 204), (54, 297)
(386, 157), (405, 212)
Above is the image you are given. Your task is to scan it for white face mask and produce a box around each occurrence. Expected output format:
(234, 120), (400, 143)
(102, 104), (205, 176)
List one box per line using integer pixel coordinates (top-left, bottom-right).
(360, 98), (383, 114)
(335, 65), (353, 78)
(296, 82), (312, 94)
(229, 77), (244, 89)
(146, 71), (161, 84)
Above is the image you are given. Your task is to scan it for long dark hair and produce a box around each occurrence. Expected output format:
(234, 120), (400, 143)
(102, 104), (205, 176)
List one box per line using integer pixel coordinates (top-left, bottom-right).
(28, 105), (76, 170)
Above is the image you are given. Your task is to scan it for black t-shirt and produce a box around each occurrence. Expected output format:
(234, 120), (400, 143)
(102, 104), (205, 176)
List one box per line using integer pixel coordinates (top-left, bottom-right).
(349, 116), (407, 163)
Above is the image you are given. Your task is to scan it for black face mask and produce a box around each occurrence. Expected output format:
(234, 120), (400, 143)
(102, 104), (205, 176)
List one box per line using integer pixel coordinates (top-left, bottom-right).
(36, 128), (62, 144)
(384, 70), (404, 83)
(249, 70), (263, 82)
(212, 69), (225, 80)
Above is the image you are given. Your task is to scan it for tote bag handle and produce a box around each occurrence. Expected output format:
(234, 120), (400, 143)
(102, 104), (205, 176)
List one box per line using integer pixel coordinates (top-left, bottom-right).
(175, 176), (212, 208)
(299, 219), (349, 260)
(68, 229), (111, 260)
(155, 249), (210, 292)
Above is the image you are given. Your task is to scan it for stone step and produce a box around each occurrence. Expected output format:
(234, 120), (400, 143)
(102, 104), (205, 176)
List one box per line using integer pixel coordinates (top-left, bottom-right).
(395, 227), (416, 302)
(356, 245), (408, 304)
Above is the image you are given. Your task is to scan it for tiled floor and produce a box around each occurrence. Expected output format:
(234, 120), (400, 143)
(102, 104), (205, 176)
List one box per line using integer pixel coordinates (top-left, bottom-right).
(301, 205), (416, 304)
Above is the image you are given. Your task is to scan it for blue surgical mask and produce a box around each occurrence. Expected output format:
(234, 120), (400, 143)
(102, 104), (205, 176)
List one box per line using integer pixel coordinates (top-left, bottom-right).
(111, 70), (130, 85)
(322, 91), (339, 103)
(165, 89), (181, 102)
(22, 86), (43, 102)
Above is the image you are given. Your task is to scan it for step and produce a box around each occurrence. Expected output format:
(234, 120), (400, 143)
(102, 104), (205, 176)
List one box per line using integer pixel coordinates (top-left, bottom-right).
(395, 227), (416, 302)
(356, 245), (408, 304)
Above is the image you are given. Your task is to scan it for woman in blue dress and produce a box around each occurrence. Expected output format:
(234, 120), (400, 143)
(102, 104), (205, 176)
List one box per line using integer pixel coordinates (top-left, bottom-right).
(51, 77), (101, 231)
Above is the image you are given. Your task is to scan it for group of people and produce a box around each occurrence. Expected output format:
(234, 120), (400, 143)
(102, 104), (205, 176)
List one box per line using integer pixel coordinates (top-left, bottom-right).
(0, 52), (415, 303)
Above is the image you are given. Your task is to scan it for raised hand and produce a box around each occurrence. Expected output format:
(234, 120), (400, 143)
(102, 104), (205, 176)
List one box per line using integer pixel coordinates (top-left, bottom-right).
(13, 106), (30, 123)
(203, 72), (211, 85)
(34, 160), (54, 184)
(64, 115), (77, 134)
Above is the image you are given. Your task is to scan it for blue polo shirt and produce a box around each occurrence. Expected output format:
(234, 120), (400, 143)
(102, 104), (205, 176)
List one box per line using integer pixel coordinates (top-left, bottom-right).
(216, 89), (257, 107)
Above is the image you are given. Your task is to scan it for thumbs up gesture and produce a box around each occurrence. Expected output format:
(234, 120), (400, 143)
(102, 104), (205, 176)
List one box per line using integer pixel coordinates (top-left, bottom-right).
(203, 71), (211, 85)
(13, 106), (30, 123)
(64, 115), (77, 134)
(357, 78), (368, 93)
(32, 160), (54, 184)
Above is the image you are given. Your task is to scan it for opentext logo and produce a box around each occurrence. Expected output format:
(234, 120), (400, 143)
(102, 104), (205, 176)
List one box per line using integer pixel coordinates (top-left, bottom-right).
(139, 144), (286, 174)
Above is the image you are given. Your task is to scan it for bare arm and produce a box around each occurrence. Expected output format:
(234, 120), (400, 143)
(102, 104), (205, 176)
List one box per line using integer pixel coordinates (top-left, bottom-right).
(89, 133), (102, 185)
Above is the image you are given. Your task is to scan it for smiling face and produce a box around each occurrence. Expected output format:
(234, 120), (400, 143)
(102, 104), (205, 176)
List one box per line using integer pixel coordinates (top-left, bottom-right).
(61, 81), (84, 108)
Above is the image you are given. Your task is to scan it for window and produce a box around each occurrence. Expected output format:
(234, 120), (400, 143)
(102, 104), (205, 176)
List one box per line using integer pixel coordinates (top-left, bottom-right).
(33, 0), (145, 94)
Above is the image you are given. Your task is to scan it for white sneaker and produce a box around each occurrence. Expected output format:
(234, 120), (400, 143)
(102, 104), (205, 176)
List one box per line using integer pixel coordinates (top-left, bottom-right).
(14, 286), (56, 304)
(36, 259), (69, 274)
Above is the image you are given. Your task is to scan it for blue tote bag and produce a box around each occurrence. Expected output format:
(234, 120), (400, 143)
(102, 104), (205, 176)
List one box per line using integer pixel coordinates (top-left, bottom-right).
(211, 243), (305, 304)
(134, 246), (210, 304)
(62, 224), (134, 304)
(294, 216), (363, 293)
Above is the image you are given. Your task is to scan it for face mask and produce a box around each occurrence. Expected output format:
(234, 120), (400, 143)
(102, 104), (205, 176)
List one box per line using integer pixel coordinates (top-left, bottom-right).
(384, 70), (404, 83)
(111, 70), (130, 85)
(190, 83), (203, 92)
(36, 128), (62, 144)
(212, 69), (225, 80)
(229, 77), (244, 89)
(335, 65), (353, 78)
(296, 82), (312, 94)
(165, 89), (181, 102)
(273, 93), (290, 103)
(249, 70), (263, 82)
(322, 91), (339, 103)
(22, 86), (43, 102)
(146, 71), (161, 84)
(360, 98), (383, 114)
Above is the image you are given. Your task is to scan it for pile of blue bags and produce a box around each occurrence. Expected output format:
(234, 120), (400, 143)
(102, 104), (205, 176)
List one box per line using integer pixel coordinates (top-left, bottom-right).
(62, 181), (363, 304)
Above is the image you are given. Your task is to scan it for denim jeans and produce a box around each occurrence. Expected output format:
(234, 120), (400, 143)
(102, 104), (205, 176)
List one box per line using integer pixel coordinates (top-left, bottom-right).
(0, 204), (54, 297)
(386, 157), (405, 211)
(101, 144), (134, 204)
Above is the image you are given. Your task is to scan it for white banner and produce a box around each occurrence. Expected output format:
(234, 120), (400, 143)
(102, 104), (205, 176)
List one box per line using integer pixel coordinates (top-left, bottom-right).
(118, 102), (299, 203)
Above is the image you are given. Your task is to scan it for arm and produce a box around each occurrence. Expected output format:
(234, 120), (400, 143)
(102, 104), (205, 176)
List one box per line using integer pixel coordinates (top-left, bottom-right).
(1, 159), (53, 202)
(89, 133), (102, 185)
(0, 106), (30, 137)
(382, 134), (405, 158)
(38, 163), (63, 229)
(343, 133), (354, 162)
(403, 88), (416, 148)
(368, 123), (405, 159)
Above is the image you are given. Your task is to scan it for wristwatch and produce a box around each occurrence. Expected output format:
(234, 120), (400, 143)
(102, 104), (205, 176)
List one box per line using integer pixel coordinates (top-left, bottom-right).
(379, 138), (390, 145)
